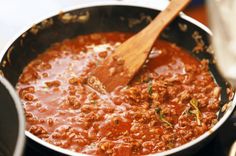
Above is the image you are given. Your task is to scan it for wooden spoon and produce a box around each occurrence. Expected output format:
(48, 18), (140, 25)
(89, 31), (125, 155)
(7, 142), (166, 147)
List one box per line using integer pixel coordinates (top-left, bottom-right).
(87, 0), (191, 93)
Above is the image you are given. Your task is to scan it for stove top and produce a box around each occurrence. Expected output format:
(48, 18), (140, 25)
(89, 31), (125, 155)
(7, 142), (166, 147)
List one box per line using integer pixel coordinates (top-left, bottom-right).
(24, 112), (236, 156)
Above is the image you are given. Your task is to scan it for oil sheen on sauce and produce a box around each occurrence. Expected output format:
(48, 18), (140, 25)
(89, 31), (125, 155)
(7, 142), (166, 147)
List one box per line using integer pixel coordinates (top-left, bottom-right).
(17, 32), (220, 156)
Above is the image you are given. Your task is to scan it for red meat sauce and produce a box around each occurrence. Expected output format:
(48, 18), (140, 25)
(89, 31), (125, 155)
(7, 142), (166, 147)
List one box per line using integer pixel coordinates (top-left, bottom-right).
(16, 32), (220, 155)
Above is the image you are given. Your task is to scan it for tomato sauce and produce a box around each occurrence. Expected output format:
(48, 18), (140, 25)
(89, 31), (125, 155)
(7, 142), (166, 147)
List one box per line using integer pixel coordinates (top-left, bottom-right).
(17, 32), (220, 155)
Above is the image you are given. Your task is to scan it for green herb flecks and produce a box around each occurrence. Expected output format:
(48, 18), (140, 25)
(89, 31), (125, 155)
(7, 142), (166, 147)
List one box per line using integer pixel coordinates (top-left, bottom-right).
(147, 80), (153, 95)
(190, 98), (201, 125)
(147, 80), (153, 107)
(155, 107), (173, 127)
(179, 106), (191, 118)
(90, 100), (97, 105)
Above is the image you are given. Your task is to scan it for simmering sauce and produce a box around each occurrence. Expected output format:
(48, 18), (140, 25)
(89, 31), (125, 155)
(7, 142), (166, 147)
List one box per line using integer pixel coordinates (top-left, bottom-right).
(17, 32), (220, 155)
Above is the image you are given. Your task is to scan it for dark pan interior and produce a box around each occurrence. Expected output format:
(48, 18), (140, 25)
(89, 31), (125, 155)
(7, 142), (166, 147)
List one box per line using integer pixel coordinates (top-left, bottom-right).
(0, 5), (233, 121)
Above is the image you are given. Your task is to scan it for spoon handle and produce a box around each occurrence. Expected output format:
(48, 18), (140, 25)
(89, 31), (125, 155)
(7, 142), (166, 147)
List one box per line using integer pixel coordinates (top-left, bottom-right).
(140, 0), (191, 46)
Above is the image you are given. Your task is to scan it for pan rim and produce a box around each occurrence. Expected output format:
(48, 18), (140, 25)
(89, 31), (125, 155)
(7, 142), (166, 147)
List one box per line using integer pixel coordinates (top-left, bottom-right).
(0, 1), (235, 156)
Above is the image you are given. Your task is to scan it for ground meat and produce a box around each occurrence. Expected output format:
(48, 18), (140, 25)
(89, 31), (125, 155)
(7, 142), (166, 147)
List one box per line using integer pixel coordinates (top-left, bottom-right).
(16, 32), (221, 156)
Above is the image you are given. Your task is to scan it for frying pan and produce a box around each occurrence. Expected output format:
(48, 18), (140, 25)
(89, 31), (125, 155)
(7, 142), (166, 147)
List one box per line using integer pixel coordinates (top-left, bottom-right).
(0, 2), (235, 156)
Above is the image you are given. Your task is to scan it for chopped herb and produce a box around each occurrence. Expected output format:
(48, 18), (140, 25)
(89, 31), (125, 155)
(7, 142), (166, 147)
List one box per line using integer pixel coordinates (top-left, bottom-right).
(179, 107), (191, 118)
(190, 98), (198, 110)
(155, 107), (161, 114)
(90, 100), (97, 105)
(190, 98), (201, 125)
(155, 107), (173, 127)
(147, 79), (154, 107)
(147, 81), (153, 95)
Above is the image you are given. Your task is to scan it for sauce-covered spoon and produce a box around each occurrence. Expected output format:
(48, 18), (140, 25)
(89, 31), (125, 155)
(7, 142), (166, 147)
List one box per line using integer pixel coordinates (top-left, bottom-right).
(88, 0), (191, 93)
